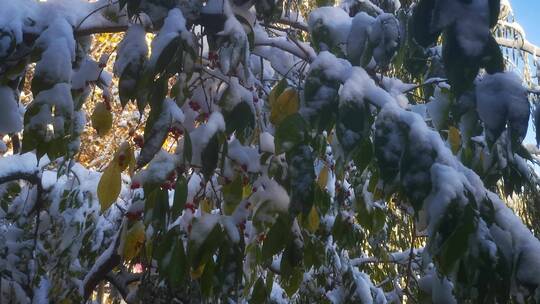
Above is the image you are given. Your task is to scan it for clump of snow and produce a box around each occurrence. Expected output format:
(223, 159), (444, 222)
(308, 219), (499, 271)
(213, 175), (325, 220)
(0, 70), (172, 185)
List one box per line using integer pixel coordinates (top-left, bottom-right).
(426, 87), (451, 130)
(433, 0), (490, 56)
(132, 150), (177, 186)
(369, 13), (400, 67)
(340, 67), (396, 108)
(251, 176), (290, 223)
(227, 139), (260, 172)
(476, 72), (529, 144)
(190, 213), (220, 245)
(0, 86), (23, 133)
(347, 12), (375, 65)
(114, 24), (148, 77)
(0, 153), (49, 182)
(308, 7), (352, 52)
(259, 132), (275, 154)
(71, 56), (102, 91)
(189, 112), (225, 166)
(310, 51), (352, 83)
(148, 8), (192, 70)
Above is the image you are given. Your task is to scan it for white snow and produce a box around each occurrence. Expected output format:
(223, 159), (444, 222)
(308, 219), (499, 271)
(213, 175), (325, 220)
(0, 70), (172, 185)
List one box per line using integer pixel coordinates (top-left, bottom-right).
(114, 24), (148, 77)
(259, 132), (275, 154)
(308, 7), (352, 51)
(476, 72), (529, 143)
(0, 86), (23, 133)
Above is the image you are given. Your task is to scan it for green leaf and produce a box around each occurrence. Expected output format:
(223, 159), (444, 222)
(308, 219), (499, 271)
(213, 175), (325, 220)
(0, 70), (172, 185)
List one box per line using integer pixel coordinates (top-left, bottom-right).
(336, 100), (369, 158)
(250, 277), (268, 303)
(188, 217), (223, 268)
(488, 0), (500, 28)
(201, 134), (220, 180)
(280, 235), (304, 297)
(287, 145), (316, 215)
(274, 113), (308, 154)
(222, 174), (243, 215)
(200, 256), (216, 297)
(262, 215), (291, 262)
(314, 186), (331, 215)
(144, 187), (169, 230)
(155, 228), (177, 273)
(481, 35), (504, 74)
(224, 101), (254, 142)
(442, 26), (480, 97)
(168, 239), (187, 286)
(410, 0), (440, 47)
(171, 176), (188, 218)
(352, 138), (373, 174)
(153, 36), (181, 77)
(434, 203), (476, 274)
(183, 129), (192, 163)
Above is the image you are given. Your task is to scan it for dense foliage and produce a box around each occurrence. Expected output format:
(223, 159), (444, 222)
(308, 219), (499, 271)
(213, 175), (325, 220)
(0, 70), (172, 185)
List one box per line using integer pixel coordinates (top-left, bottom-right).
(1, 0), (540, 303)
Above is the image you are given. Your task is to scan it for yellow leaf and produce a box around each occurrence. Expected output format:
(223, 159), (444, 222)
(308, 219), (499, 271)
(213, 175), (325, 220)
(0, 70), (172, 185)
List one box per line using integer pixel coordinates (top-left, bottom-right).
(114, 142), (135, 174)
(123, 220), (145, 261)
(91, 102), (113, 137)
(270, 88), (299, 125)
(268, 78), (287, 107)
(307, 206), (320, 233)
(242, 184), (252, 199)
(200, 198), (212, 213)
(97, 163), (121, 212)
(448, 126), (461, 154)
(190, 263), (206, 279)
(318, 166), (329, 189)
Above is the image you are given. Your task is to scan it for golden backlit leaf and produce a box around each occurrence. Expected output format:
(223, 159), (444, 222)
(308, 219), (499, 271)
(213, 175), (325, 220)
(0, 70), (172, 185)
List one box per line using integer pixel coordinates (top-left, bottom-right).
(270, 88), (299, 125)
(97, 163), (122, 212)
(123, 220), (146, 261)
(91, 102), (113, 137)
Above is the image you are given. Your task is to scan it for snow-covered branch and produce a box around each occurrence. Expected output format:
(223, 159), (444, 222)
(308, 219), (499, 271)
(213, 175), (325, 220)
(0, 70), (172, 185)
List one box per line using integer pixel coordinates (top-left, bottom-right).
(497, 37), (540, 58)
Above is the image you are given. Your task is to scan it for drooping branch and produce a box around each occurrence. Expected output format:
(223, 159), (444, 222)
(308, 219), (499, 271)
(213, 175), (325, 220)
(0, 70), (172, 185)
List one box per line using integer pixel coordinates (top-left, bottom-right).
(496, 37), (540, 58)
(104, 271), (142, 303)
(0, 171), (40, 186)
(82, 225), (124, 301)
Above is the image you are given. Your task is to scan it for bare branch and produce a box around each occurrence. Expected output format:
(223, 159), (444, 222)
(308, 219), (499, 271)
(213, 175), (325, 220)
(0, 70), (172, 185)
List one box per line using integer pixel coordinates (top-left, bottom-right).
(496, 37), (540, 58)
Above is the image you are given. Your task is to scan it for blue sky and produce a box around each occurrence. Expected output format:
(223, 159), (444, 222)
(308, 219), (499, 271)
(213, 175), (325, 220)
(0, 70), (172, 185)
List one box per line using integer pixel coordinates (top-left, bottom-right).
(511, 1), (539, 146)
(511, 1), (540, 46)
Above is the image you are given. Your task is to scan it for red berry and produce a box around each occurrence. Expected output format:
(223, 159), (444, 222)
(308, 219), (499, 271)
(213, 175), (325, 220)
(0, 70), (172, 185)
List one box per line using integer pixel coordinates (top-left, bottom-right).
(189, 101), (201, 111)
(134, 135), (144, 148)
(245, 202), (251, 209)
(185, 202), (196, 213)
(130, 182), (141, 189)
(252, 187), (257, 192)
(126, 211), (142, 221)
(167, 171), (176, 182)
(241, 164), (247, 172)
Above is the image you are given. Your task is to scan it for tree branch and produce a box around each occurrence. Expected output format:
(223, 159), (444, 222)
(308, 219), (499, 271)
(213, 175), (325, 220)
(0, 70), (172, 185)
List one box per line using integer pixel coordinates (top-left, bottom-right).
(496, 37), (540, 58)
(0, 171), (40, 185)
(105, 271), (142, 303)
(82, 225), (124, 301)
